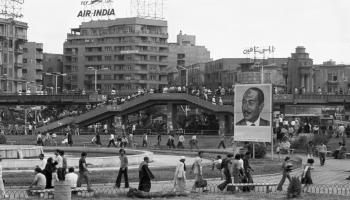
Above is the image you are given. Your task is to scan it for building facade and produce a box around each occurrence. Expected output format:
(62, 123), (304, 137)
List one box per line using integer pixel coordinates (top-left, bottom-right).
(0, 18), (27, 93)
(187, 62), (206, 87)
(63, 17), (169, 93)
(43, 53), (63, 94)
(204, 58), (250, 89)
(236, 58), (287, 87)
(286, 46), (314, 93)
(314, 60), (350, 94)
(168, 31), (211, 86)
(22, 42), (43, 92)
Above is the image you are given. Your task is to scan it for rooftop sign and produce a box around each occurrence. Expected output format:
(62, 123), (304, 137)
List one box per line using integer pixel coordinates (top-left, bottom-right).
(77, 0), (115, 18)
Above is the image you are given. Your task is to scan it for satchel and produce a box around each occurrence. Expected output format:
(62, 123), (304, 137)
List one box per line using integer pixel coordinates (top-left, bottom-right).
(195, 179), (207, 188)
(227, 184), (236, 192)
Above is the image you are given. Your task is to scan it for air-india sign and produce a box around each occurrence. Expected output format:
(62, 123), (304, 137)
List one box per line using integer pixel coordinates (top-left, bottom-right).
(77, 0), (115, 17)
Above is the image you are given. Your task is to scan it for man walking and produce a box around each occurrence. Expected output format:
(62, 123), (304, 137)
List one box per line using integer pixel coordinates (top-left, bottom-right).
(218, 132), (226, 149)
(115, 149), (129, 188)
(142, 132), (148, 147)
(77, 152), (93, 192)
(107, 132), (116, 147)
(319, 143), (327, 166)
(277, 157), (292, 191)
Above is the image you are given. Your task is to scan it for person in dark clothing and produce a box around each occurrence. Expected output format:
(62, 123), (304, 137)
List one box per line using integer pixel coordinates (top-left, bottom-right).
(157, 134), (161, 147)
(43, 157), (54, 189)
(217, 154), (233, 191)
(115, 149), (129, 188)
(138, 157), (154, 192)
(95, 132), (102, 146)
(67, 131), (73, 147)
(243, 152), (254, 191)
(277, 157), (292, 191)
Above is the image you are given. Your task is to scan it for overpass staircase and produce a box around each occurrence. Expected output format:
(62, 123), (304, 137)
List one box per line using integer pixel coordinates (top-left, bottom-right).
(35, 93), (234, 133)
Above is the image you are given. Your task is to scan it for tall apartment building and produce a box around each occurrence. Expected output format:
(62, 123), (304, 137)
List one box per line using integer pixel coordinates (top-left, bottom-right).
(0, 18), (27, 93)
(22, 42), (43, 92)
(63, 17), (169, 93)
(168, 31), (211, 86)
(43, 53), (63, 93)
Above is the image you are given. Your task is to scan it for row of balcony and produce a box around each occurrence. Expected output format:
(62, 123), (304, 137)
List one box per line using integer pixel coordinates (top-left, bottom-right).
(65, 39), (168, 47)
(68, 31), (168, 39)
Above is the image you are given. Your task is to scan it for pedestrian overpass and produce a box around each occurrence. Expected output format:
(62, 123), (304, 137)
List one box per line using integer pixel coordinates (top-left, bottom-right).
(36, 93), (234, 134)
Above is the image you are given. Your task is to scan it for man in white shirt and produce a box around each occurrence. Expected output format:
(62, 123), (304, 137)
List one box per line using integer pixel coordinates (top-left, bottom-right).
(108, 133), (116, 147)
(37, 154), (46, 171)
(65, 167), (78, 188)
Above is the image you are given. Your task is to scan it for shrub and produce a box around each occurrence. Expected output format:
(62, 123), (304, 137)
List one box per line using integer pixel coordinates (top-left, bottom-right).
(0, 134), (6, 144)
(290, 136), (308, 150)
(247, 143), (266, 159)
(312, 134), (329, 145)
(287, 176), (302, 198)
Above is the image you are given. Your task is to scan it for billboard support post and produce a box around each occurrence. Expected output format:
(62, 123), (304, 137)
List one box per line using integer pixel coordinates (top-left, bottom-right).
(252, 143), (255, 159)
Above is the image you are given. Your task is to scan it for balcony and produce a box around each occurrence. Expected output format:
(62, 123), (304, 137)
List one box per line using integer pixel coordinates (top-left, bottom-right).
(327, 80), (339, 85)
(15, 48), (23, 54)
(14, 62), (23, 68)
(36, 64), (43, 70)
(35, 74), (43, 80)
(36, 54), (43, 60)
(15, 34), (27, 40)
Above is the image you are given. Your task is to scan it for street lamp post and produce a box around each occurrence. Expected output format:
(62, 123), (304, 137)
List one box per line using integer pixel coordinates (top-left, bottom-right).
(88, 67), (108, 93)
(44, 72), (66, 94)
(177, 66), (188, 87)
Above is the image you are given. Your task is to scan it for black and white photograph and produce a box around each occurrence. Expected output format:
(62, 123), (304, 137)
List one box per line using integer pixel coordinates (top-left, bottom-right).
(1, 0), (350, 199)
(234, 84), (272, 142)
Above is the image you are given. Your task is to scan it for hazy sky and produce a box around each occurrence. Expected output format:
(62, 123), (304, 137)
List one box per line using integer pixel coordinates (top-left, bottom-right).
(19, 0), (350, 64)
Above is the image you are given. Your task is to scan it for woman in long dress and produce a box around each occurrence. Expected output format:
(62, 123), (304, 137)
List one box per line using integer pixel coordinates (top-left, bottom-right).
(302, 158), (314, 192)
(138, 157), (154, 192)
(174, 156), (186, 192)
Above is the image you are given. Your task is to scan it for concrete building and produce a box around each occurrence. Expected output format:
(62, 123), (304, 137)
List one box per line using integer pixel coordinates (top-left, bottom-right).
(286, 46), (314, 93)
(43, 53), (63, 94)
(236, 58), (287, 87)
(0, 18), (27, 93)
(204, 58), (250, 89)
(22, 42), (43, 92)
(168, 31), (211, 86)
(187, 62), (206, 87)
(63, 17), (169, 93)
(314, 60), (350, 94)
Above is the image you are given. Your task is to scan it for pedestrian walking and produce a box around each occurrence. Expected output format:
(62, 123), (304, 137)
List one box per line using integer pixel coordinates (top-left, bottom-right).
(277, 157), (292, 191)
(318, 143), (327, 166)
(95, 132), (102, 147)
(157, 133), (162, 148)
(67, 131), (73, 147)
(77, 152), (93, 192)
(138, 157), (154, 192)
(177, 134), (185, 149)
(218, 133), (226, 149)
(243, 152), (254, 191)
(142, 132), (148, 147)
(217, 154), (233, 191)
(107, 133), (116, 147)
(174, 156), (186, 193)
(301, 158), (314, 192)
(191, 151), (204, 192)
(115, 149), (129, 188)
(306, 141), (314, 158)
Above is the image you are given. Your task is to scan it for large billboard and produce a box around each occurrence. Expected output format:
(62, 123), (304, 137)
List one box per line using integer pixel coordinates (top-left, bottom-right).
(234, 84), (272, 142)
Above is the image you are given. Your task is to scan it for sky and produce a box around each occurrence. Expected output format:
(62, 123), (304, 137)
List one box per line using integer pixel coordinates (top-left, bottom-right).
(17, 0), (350, 64)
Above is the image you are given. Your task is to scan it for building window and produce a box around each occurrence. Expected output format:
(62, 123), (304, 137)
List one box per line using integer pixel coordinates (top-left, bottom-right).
(23, 58), (27, 63)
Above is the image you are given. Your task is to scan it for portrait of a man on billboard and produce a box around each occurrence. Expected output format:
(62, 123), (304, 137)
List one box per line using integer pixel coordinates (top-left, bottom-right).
(235, 87), (270, 126)
(234, 84), (272, 142)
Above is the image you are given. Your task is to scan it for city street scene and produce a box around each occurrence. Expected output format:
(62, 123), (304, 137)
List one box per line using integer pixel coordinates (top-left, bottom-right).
(1, 0), (350, 199)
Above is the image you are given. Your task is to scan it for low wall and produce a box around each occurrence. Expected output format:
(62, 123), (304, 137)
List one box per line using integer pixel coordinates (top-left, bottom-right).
(1, 147), (153, 170)
(0, 145), (43, 159)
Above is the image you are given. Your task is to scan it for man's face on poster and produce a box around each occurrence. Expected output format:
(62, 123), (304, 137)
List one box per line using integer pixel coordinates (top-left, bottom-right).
(242, 89), (264, 123)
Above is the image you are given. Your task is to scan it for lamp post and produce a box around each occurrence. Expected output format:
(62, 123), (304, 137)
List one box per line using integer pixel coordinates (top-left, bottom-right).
(88, 67), (108, 93)
(177, 66), (188, 87)
(44, 72), (66, 94)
